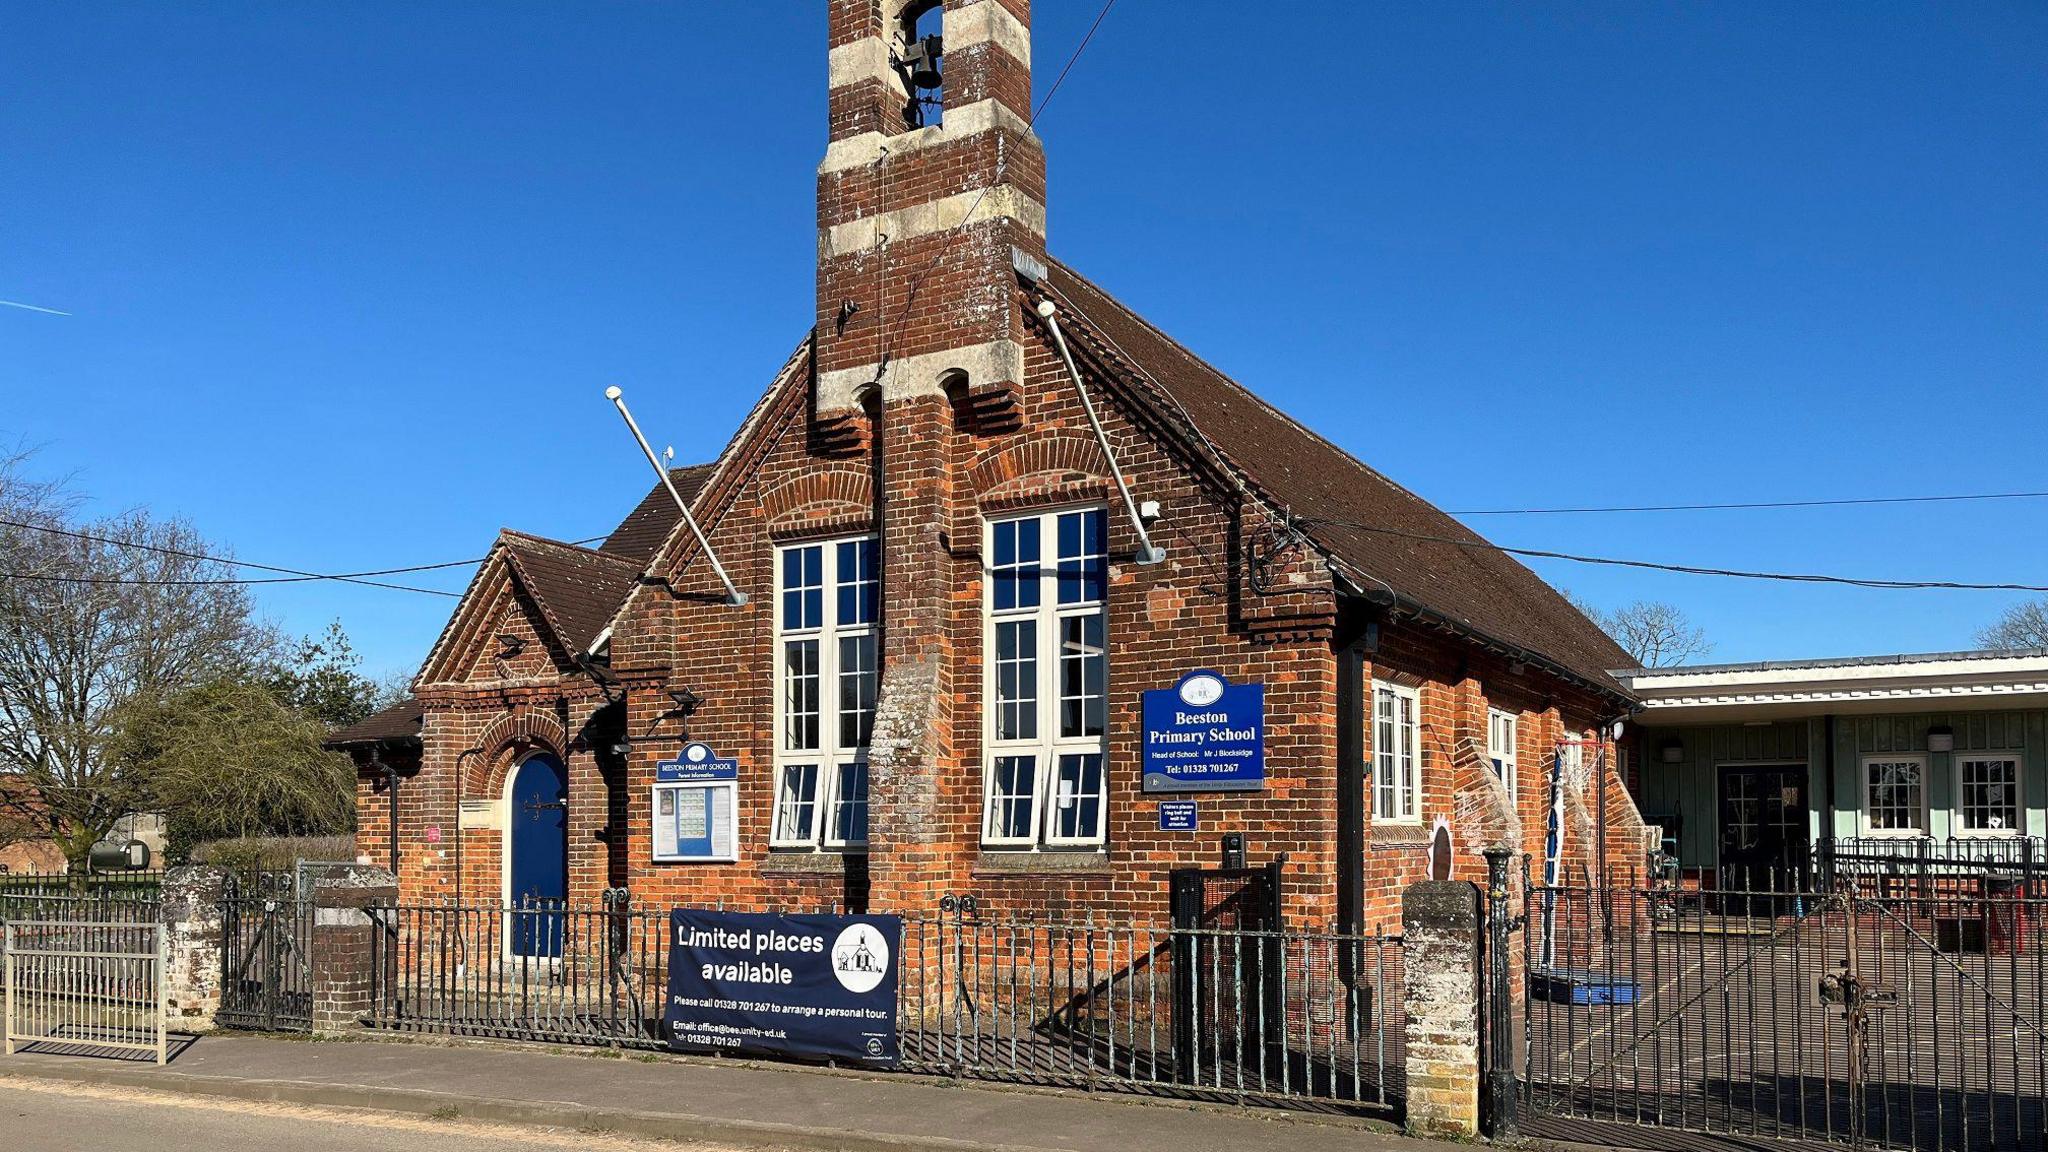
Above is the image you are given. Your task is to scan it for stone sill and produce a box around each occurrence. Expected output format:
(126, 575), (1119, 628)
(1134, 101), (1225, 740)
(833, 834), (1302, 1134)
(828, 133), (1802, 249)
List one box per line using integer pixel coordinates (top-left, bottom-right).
(973, 850), (1111, 877)
(760, 851), (866, 875)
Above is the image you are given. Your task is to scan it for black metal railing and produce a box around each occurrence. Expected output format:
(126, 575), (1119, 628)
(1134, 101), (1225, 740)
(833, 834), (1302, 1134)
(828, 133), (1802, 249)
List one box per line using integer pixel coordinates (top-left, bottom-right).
(1654, 837), (2047, 907)
(365, 896), (1404, 1113)
(0, 869), (165, 901)
(1817, 837), (2044, 917)
(367, 896), (667, 1049)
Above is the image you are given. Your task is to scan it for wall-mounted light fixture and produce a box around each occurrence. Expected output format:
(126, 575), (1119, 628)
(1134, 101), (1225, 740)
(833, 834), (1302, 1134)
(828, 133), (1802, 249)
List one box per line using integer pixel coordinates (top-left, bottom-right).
(668, 687), (704, 716)
(1927, 725), (1955, 753)
(496, 633), (526, 657)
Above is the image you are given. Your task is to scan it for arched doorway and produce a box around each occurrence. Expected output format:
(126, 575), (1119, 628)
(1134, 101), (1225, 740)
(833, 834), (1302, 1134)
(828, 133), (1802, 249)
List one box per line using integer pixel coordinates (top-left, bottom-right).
(507, 753), (567, 958)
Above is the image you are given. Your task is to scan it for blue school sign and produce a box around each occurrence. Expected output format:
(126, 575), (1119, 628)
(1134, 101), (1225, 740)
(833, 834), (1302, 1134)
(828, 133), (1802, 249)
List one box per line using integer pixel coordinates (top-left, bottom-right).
(665, 909), (901, 1065)
(1141, 670), (1266, 793)
(657, 742), (738, 784)
(1158, 800), (1200, 831)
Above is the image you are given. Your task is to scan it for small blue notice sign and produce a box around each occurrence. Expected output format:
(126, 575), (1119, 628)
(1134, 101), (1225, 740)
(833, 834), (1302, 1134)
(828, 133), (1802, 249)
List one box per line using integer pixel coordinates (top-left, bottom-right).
(1158, 801), (1199, 832)
(1141, 670), (1266, 793)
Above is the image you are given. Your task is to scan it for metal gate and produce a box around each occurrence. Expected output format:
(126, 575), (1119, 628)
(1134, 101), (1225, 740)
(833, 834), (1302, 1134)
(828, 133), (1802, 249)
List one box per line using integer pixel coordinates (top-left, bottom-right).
(218, 874), (313, 1032)
(1514, 866), (2046, 1151)
(1169, 862), (1285, 1083)
(3, 920), (165, 1063)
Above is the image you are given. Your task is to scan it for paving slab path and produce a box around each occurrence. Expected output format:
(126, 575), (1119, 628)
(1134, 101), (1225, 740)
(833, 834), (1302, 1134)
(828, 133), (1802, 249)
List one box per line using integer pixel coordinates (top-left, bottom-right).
(0, 1033), (1458, 1152)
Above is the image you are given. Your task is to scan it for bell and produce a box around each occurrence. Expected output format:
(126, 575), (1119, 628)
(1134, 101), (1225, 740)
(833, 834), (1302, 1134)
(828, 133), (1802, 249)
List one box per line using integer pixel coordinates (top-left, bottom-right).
(905, 34), (943, 92)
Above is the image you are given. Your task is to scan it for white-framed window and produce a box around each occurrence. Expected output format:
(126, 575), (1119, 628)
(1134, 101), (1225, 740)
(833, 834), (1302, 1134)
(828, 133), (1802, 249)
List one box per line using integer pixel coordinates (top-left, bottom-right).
(772, 536), (877, 850)
(1372, 681), (1420, 822)
(1487, 708), (1518, 798)
(982, 507), (1108, 848)
(1956, 753), (2022, 836)
(1862, 754), (1927, 835)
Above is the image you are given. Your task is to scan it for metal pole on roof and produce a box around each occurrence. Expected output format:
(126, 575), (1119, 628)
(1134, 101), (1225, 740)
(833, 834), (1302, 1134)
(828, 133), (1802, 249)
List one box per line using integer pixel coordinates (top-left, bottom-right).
(604, 387), (748, 606)
(1036, 300), (1166, 565)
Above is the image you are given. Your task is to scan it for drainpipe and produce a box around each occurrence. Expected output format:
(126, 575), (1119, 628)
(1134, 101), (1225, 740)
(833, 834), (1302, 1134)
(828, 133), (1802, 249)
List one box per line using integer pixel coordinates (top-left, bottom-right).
(374, 749), (400, 876)
(1334, 635), (1366, 937)
(454, 747), (482, 907)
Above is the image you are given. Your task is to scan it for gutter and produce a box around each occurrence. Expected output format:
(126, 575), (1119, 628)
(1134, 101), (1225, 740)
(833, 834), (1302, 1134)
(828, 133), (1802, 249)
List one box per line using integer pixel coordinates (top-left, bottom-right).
(1331, 566), (1635, 708)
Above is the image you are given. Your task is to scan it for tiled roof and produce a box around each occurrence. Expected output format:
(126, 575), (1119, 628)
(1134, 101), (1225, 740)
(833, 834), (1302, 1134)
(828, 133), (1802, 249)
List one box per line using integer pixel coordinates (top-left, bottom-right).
(498, 531), (643, 656)
(1043, 258), (1633, 695)
(600, 465), (718, 565)
(324, 696), (425, 748)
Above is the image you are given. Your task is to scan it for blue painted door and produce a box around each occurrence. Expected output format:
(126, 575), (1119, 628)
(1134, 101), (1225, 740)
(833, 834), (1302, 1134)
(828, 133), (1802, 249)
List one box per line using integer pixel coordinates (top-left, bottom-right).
(509, 754), (567, 958)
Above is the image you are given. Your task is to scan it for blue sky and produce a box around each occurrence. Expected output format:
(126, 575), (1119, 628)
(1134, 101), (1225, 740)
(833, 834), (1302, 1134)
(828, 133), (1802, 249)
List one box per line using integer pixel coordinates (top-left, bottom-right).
(3, 2), (2044, 680)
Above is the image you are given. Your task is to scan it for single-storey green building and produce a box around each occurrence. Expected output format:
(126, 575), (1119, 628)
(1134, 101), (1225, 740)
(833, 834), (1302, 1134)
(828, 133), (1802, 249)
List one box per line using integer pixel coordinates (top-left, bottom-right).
(1618, 649), (2048, 884)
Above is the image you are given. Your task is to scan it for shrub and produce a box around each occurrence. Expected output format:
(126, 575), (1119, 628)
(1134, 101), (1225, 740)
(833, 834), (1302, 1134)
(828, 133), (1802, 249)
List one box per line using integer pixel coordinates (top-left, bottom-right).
(190, 834), (356, 876)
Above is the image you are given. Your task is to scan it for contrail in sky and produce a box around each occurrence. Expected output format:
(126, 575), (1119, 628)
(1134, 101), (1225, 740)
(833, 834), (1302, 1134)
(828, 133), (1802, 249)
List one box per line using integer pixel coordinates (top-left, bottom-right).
(0, 299), (71, 316)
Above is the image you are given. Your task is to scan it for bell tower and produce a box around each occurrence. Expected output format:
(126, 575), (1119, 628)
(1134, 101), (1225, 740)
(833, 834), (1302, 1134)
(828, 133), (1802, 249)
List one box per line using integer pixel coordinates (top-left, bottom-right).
(815, 0), (1045, 425)
(815, 1), (1045, 908)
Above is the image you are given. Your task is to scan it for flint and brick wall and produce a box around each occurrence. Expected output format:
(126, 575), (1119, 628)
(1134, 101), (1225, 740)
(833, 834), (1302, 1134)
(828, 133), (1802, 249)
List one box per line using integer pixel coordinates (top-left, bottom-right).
(159, 865), (228, 1032)
(1402, 880), (1483, 1137)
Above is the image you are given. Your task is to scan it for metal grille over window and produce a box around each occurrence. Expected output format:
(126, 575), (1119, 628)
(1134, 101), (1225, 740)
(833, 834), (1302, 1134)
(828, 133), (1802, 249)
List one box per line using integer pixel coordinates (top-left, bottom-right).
(984, 508), (1108, 847)
(774, 537), (876, 849)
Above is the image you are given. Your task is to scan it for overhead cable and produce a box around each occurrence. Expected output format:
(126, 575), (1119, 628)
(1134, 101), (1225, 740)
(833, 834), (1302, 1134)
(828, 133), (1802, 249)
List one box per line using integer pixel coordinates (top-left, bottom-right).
(1298, 518), (2048, 593)
(1453, 490), (2048, 516)
(0, 515), (606, 597)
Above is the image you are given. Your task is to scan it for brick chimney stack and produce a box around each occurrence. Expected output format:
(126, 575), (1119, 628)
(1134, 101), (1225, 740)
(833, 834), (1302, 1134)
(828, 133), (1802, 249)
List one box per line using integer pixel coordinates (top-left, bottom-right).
(815, 0), (1045, 421)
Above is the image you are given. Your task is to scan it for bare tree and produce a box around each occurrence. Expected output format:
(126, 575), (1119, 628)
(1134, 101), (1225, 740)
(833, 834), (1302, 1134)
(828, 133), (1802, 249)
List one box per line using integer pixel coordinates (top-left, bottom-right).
(370, 667), (417, 711)
(0, 452), (261, 866)
(1565, 591), (1713, 668)
(1977, 599), (2048, 651)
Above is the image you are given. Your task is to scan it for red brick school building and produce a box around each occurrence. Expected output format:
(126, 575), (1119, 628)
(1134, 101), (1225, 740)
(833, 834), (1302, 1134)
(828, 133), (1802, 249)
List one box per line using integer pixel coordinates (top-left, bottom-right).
(330, 0), (1646, 937)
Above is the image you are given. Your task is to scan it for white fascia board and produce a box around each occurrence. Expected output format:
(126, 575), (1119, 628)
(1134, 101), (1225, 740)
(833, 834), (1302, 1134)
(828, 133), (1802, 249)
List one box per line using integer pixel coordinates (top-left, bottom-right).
(1626, 653), (2048, 695)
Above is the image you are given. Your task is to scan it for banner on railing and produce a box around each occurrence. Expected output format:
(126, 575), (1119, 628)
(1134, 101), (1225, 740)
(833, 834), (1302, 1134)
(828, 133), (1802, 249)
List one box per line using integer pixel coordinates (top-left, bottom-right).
(664, 909), (900, 1065)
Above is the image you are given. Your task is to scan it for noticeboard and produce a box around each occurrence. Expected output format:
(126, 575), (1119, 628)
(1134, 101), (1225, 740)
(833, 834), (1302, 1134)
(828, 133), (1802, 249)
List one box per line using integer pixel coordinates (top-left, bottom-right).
(652, 742), (739, 863)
